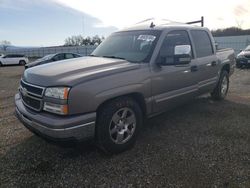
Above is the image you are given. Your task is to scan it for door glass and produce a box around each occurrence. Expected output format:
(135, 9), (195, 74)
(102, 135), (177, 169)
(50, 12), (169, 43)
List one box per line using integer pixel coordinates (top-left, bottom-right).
(158, 30), (192, 65)
(190, 30), (213, 58)
(53, 54), (64, 61)
(65, 53), (74, 59)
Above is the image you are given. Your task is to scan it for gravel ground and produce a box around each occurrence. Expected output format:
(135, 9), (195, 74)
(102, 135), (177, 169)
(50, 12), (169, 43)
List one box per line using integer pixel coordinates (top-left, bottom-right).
(0, 66), (250, 187)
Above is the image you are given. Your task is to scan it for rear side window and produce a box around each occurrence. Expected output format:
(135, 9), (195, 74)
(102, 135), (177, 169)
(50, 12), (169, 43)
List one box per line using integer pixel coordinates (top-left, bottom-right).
(190, 30), (213, 58)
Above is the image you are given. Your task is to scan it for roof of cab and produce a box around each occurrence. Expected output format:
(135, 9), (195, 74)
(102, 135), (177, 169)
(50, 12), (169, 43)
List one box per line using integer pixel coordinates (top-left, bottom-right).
(119, 20), (208, 32)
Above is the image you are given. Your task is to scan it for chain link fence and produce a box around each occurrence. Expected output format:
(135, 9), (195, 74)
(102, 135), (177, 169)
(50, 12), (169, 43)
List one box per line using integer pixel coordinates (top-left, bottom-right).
(214, 35), (250, 54)
(0, 45), (97, 58)
(1, 35), (250, 58)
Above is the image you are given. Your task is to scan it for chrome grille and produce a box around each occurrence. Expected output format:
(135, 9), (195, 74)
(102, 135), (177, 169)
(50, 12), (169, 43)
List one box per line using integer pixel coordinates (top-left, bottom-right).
(19, 80), (45, 111)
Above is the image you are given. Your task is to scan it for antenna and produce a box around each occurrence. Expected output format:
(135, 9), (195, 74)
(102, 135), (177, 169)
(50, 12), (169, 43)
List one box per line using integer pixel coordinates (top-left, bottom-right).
(135, 18), (154, 25)
(82, 15), (85, 35)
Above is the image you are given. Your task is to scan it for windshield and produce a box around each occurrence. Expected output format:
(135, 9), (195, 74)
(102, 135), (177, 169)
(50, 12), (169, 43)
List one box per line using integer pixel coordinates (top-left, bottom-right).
(245, 45), (250, 51)
(91, 30), (161, 63)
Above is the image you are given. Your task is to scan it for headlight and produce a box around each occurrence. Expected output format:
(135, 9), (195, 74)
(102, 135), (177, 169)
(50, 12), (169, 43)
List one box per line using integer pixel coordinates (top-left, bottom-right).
(44, 87), (70, 115)
(237, 54), (244, 59)
(45, 87), (70, 99)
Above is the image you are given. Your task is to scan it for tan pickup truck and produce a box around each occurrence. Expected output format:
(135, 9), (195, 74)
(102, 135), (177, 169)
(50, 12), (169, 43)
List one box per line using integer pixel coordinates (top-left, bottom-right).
(15, 22), (235, 153)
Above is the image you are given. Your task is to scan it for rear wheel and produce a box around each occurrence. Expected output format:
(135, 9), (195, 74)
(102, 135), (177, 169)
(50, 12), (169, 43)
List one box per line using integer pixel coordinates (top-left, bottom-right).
(19, 60), (26, 65)
(211, 70), (229, 100)
(96, 97), (143, 154)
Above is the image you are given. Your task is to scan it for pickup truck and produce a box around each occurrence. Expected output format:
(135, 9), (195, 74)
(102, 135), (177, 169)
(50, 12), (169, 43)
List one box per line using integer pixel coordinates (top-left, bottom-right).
(15, 22), (235, 153)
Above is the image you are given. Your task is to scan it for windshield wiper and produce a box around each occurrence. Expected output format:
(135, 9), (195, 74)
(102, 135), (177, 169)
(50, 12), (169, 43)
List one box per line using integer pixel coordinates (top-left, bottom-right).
(102, 55), (125, 60)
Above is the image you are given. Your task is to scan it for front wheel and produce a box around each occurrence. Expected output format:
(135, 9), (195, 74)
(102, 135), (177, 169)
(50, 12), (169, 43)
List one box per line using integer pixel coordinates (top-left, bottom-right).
(96, 97), (143, 154)
(211, 70), (229, 100)
(236, 63), (242, 69)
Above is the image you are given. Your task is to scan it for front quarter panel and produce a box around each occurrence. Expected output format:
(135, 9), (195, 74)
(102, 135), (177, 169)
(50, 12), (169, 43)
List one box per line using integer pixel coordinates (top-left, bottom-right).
(68, 64), (151, 115)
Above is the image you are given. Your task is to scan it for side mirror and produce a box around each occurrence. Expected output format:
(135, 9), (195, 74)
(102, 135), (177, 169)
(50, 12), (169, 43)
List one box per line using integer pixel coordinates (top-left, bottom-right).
(174, 45), (192, 64)
(156, 45), (192, 66)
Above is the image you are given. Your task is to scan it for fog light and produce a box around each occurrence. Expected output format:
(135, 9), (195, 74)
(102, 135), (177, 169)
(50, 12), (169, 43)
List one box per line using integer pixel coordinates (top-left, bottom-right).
(43, 102), (68, 115)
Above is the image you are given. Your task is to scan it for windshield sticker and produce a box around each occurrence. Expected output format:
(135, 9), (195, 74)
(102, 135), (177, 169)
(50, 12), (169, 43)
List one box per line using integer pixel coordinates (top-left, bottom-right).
(137, 35), (156, 42)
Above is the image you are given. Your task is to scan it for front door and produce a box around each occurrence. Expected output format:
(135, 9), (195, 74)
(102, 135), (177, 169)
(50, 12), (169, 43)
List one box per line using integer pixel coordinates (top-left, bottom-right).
(151, 30), (199, 113)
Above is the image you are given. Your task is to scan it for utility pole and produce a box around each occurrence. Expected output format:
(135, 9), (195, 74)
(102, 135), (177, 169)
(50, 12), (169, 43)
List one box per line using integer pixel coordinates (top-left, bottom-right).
(82, 15), (85, 36)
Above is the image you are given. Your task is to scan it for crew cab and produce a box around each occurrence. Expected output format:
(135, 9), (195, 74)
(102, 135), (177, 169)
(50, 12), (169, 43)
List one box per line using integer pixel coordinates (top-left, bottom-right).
(15, 22), (235, 153)
(0, 54), (28, 66)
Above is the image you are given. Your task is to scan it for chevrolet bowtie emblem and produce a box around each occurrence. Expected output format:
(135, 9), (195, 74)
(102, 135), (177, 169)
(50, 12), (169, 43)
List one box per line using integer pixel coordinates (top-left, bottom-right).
(21, 87), (28, 97)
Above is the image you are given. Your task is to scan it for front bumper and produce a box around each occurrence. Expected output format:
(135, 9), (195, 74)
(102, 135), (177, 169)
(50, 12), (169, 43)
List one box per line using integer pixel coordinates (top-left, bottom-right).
(15, 93), (96, 141)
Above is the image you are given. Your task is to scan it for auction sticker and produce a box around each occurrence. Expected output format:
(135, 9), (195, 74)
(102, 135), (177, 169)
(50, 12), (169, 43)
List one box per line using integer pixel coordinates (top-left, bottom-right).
(137, 35), (156, 42)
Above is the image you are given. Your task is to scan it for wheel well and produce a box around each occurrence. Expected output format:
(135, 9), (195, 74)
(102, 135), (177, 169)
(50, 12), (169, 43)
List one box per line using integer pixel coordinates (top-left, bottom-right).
(222, 64), (230, 74)
(97, 93), (147, 117)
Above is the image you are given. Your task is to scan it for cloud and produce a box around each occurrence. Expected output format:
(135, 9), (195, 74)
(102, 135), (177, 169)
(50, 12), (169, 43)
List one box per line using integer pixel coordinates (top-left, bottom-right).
(216, 17), (224, 21)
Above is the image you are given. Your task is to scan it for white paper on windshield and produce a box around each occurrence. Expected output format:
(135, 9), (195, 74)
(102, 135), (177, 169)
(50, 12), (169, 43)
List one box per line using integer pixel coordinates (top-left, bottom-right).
(137, 35), (156, 42)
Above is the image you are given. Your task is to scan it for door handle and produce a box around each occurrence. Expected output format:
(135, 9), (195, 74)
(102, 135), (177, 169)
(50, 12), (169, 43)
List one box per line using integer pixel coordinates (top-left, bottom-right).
(190, 65), (198, 72)
(211, 61), (217, 66)
(207, 61), (217, 67)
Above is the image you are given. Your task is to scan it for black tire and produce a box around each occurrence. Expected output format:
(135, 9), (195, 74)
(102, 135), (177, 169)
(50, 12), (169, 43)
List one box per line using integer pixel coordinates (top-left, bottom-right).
(236, 63), (242, 69)
(96, 97), (143, 154)
(211, 70), (229, 100)
(19, 60), (26, 65)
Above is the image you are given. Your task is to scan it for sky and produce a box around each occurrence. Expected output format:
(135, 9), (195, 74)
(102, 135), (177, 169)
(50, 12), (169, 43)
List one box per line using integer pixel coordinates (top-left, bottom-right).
(0, 0), (250, 46)
(56, 0), (250, 29)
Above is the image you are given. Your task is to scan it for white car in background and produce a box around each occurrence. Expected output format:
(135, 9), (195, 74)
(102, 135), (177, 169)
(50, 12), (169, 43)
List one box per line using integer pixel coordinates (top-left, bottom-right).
(0, 54), (29, 66)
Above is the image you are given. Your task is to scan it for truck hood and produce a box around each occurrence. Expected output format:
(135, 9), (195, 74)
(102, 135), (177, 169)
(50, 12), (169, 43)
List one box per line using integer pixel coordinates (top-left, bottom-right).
(23, 57), (140, 86)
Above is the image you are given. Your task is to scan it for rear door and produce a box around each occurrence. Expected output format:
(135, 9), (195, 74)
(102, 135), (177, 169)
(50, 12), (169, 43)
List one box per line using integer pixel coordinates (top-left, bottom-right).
(190, 30), (219, 93)
(14, 55), (22, 64)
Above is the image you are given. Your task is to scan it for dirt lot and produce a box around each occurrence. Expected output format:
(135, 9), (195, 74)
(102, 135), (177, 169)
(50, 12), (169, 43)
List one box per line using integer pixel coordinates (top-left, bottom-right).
(0, 66), (250, 187)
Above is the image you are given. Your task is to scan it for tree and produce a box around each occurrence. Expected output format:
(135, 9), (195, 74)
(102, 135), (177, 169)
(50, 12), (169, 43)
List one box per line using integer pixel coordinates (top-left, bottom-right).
(211, 27), (250, 37)
(0, 40), (11, 51)
(64, 35), (104, 46)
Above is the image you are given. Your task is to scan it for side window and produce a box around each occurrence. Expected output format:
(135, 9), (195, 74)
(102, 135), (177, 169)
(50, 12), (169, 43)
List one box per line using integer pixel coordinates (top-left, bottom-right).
(158, 30), (192, 65)
(65, 53), (74, 59)
(190, 30), (213, 58)
(53, 54), (64, 61)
